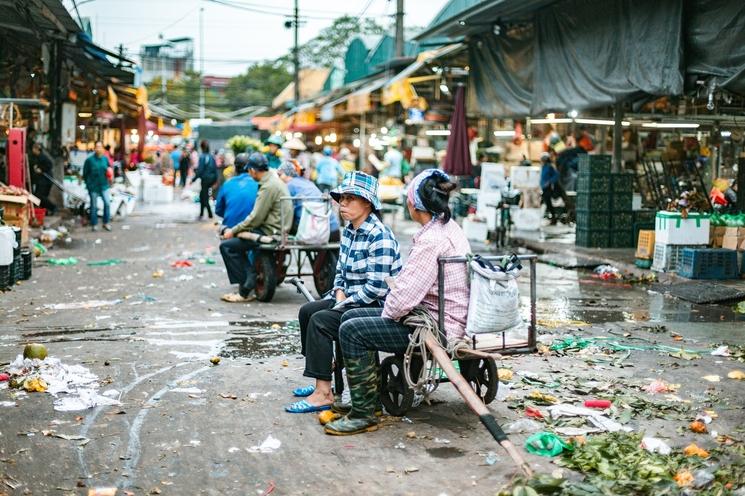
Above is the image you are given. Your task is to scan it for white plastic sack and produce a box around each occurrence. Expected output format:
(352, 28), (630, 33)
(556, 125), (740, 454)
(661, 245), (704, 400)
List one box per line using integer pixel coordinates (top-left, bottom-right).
(295, 202), (330, 245)
(465, 260), (521, 335)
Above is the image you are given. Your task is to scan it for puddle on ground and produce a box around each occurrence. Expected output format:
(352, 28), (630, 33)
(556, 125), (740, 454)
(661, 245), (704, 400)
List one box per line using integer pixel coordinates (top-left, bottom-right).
(426, 446), (465, 459)
(219, 321), (301, 359)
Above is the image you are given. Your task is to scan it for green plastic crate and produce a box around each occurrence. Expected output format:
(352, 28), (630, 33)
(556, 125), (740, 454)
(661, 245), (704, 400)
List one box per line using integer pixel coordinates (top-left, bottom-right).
(576, 173), (611, 193)
(610, 229), (635, 248)
(633, 209), (657, 224)
(576, 209), (611, 229)
(576, 228), (610, 248)
(578, 155), (612, 175)
(611, 211), (634, 229)
(635, 258), (653, 269)
(611, 193), (633, 210)
(611, 173), (635, 193)
(576, 193), (611, 211)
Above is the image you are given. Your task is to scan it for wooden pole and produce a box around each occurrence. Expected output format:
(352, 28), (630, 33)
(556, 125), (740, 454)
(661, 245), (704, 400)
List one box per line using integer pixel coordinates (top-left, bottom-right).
(424, 334), (533, 477)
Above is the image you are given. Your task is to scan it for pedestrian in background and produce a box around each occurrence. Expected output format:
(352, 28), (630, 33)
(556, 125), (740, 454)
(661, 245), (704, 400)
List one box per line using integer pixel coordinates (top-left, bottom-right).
(195, 140), (218, 220)
(83, 141), (112, 232)
(314, 146), (346, 193)
(30, 143), (57, 215)
(178, 147), (190, 187)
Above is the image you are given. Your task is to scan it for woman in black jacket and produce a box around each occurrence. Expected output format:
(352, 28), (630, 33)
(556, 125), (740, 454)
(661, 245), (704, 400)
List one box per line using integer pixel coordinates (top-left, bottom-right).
(195, 140), (218, 220)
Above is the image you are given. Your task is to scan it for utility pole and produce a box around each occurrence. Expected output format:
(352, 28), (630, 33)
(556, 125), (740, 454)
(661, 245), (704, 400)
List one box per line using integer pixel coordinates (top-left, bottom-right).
(293, 0), (300, 107)
(395, 0), (404, 57)
(117, 44), (124, 68)
(199, 6), (205, 120)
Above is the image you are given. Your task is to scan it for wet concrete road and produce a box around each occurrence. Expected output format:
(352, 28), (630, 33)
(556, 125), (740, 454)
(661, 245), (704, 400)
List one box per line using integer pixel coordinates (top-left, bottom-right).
(1, 202), (744, 495)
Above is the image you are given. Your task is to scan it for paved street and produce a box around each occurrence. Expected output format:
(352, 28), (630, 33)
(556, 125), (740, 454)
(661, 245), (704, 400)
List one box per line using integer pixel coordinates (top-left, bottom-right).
(1, 201), (744, 495)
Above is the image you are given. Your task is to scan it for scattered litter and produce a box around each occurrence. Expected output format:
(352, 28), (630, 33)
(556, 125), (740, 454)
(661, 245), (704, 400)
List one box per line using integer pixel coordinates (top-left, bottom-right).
(728, 370), (745, 380)
(641, 437), (672, 455)
(554, 426), (602, 436)
(401, 416), (413, 424)
(711, 345), (730, 357)
(404, 467), (419, 474)
(504, 419), (543, 434)
(210, 356), (221, 365)
(593, 265), (622, 280)
(24, 343), (48, 360)
(170, 387), (203, 394)
(44, 300), (121, 310)
(683, 443), (709, 458)
(88, 489), (117, 496)
(434, 438), (450, 444)
(525, 406), (544, 419)
(152, 270), (165, 278)
(583, 399), (612, 409)
(176, 274), (194, 281)
(0, 401), (17, 407)
(0, 372), (9, 381)
(484, 451), (499, 465)
(547, 404), (632, 433)
(171, 260), (193, 268)
(228, 447), (241, 453)
(4, 355), (121, 411)
(527, 390), (558, 405)
(87, 259), (124, 267)
(121, 225), (131, 230)
(219, 393), (237, 400)
(318, 410), (339, 425)
(643, 379), (679, 394)
(47, 257), (79, 266)
(525, 432), (572, 457)
(675, 470), (694, 487)
(394, 442), (406, 449)
(246, 435), (281, 453)
(497, 368), (513, 381)
(702, 375), (721, 382)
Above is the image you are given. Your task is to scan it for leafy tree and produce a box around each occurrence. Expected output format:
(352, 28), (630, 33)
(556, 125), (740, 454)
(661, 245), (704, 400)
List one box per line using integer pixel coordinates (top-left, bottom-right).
(224, 60), (293, 108)
(280, 15), (386, 68)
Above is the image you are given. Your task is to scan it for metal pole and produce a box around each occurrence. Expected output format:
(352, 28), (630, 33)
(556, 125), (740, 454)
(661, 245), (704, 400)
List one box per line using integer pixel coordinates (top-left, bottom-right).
(199, 7), (205, 120)
(293, 0), (300, 107)
(359, 112), (366, 170)
(395, 0), (404, 58)
(612, 101), (623, 173)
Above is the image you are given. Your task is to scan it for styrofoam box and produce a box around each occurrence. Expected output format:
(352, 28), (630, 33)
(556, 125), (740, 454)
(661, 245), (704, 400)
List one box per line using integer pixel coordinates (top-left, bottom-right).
(655, 211), (710, 245)
(143, 184), (174, 204)
(511, 206), (544, 231)
(509, 165), (542, 189)
(462, 217), (489, 242)
(476, 191), (502, 230)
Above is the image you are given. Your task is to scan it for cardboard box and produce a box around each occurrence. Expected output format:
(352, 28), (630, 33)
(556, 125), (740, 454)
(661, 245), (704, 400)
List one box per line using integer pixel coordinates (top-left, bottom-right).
(710, 226), (727, 248)
(722, 235), (745, 251)
(724, 227), (745, 238)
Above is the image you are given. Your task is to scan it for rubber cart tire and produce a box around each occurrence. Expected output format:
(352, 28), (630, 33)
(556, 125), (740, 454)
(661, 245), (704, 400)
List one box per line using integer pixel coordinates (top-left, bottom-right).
(380, 355), (415, 416)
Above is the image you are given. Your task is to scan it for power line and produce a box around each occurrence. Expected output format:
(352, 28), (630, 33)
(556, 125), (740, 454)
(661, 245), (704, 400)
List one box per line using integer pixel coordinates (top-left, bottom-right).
(120, 8), (198, 45)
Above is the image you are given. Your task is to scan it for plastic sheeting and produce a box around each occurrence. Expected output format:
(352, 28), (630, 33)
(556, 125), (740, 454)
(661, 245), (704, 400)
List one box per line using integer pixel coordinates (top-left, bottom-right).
(467, 26), (534, 117)
(684, 0), (745, 94)
(466, 0), (744, 117)
(532, 0), (684, 113)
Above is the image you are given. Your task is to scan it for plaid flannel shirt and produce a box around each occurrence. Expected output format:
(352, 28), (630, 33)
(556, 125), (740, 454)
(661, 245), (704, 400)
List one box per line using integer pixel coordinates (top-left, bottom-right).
(382, 219), (471, 341)
(331, 214), (402, 308)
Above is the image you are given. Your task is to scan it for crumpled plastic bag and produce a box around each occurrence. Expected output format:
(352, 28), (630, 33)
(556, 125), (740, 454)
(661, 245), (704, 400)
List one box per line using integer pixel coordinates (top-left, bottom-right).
(525, 432), (572, 457)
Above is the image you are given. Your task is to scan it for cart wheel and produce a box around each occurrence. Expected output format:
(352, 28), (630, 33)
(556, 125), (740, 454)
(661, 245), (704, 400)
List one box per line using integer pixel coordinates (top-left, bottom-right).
(379, 355), (415, 416)
(312, 249), (338, 297)
(254, 252), (277, 302)
(459, 358), (498, 404)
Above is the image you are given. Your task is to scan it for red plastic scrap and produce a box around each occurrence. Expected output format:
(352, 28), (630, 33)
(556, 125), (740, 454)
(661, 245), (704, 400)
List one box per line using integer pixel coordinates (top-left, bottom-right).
(170, 260), (193, 268)
(525, 406), (544, 419)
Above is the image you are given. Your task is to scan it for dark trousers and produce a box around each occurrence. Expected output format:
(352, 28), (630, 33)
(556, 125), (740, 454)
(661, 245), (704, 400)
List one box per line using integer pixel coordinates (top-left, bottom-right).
(338, 307), (411, 361)
(34, 183), (56, 214)
(542, 183), (568, 221)
(179, 168), (188, 187)
(219, 234), (262, 296)
(199, 184), (213, 218)
(300, 299), (379, 381)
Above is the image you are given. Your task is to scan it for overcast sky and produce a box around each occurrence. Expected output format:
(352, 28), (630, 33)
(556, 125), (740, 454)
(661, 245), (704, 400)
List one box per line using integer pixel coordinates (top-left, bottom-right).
(63, 0), (449, 76)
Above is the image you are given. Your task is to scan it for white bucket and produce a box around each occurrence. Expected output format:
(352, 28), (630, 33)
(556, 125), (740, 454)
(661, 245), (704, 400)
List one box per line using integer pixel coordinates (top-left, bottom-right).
(0, 226), (17, 266)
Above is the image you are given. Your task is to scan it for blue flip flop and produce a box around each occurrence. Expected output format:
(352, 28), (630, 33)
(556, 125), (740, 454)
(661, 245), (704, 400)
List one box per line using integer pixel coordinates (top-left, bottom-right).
(292, 385), (315, 397)
(285, 399), (331, 414)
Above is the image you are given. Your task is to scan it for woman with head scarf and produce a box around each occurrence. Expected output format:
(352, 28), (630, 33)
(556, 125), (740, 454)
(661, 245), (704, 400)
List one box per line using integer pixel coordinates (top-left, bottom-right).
(324, 169), (471, 435)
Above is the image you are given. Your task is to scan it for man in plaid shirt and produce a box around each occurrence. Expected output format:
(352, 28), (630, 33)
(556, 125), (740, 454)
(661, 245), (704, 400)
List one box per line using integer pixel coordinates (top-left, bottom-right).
(286, 172), (401, 414)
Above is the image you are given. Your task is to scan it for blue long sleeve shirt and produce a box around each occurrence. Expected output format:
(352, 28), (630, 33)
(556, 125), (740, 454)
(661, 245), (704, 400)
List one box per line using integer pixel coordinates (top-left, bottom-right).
(540, 163), (560, 189)
(215, 173), (258, 228)
(314, 157), (346, 188)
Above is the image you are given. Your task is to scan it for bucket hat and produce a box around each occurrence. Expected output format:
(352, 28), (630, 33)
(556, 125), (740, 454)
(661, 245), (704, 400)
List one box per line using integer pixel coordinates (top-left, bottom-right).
(265, 135), (284, 146)
(330, 171), (382, 210)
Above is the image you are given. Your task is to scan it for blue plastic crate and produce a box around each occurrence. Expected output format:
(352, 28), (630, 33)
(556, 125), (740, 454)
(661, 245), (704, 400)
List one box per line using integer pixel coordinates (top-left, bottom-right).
(678, 248), (739, 280)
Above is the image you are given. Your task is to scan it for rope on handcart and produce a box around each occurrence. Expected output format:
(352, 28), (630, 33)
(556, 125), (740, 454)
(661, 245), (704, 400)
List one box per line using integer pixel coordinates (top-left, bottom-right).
(402, 308), (448, 400)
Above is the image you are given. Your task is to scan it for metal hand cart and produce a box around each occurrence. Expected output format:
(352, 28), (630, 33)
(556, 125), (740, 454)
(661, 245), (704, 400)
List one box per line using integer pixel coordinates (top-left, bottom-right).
(250, 195), (340, 302)
(378, 254), (537, 416)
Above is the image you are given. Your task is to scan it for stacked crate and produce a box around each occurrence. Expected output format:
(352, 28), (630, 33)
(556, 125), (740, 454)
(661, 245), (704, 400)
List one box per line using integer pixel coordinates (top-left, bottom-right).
(652, 211), (709, 272)
(575, 155), (611, 248)
(635, 230), (655, 268)
(609, 172), (635, 248)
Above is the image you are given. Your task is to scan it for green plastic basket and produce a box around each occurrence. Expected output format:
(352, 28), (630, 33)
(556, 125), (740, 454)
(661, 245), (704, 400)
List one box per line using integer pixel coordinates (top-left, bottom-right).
(576, 209), (611, 230)
(576, 193), (611, 211)
(576, 173), (611, 193)
(576, 228), (610, 248)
